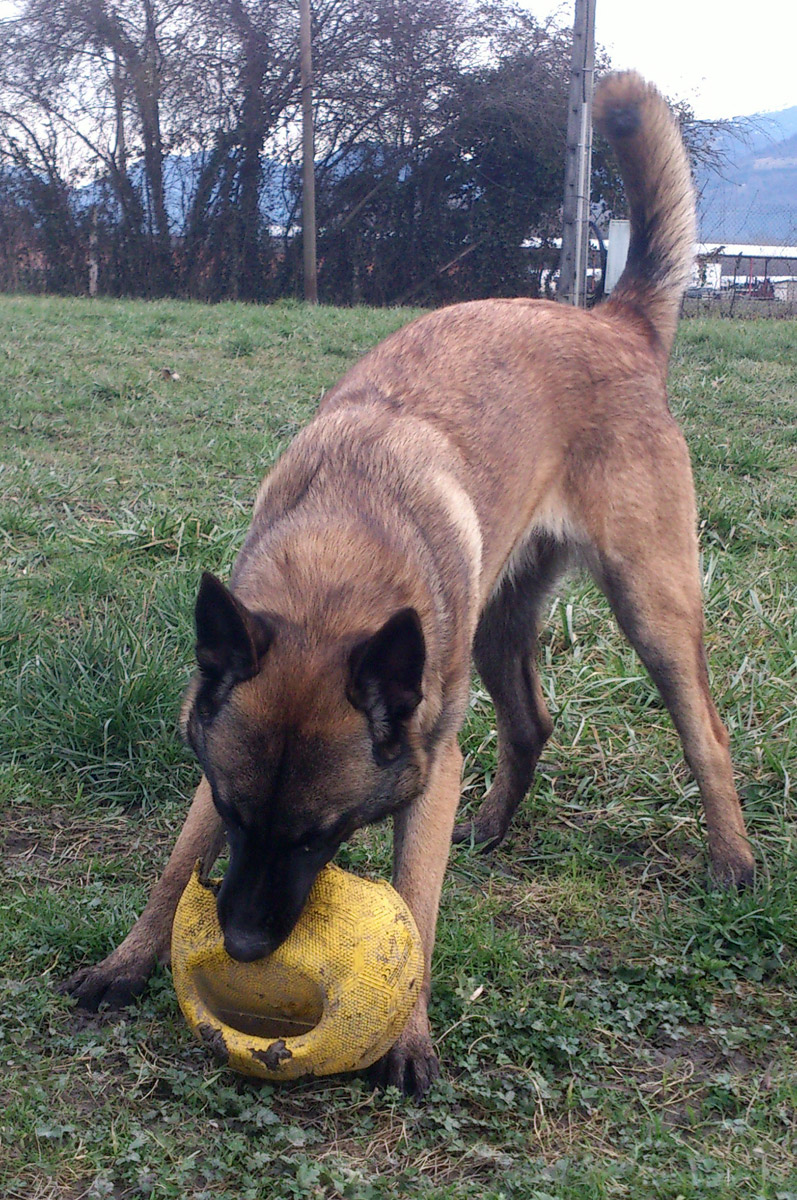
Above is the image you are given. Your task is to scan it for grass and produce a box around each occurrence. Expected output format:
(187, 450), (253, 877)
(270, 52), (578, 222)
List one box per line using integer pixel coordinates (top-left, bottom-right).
(1, 295), (795, 1199)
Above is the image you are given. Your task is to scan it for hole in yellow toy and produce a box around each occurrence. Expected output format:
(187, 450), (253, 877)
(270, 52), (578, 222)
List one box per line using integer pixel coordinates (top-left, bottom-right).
(214, 1011), (318, 1040)
(193, 966), (324, 1040)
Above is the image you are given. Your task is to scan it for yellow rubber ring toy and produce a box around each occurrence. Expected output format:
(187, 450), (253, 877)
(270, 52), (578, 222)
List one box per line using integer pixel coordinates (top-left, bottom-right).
(171, 862), (424, 1080)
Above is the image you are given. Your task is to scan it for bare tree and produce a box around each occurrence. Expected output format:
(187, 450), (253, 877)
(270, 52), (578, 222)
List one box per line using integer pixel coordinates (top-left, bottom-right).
(0, 0), (644, 304)
(313, 1), (580, 304)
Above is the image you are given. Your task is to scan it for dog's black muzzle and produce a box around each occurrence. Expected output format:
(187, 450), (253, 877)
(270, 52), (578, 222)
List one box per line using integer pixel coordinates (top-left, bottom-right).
(215, 827), (334, 962)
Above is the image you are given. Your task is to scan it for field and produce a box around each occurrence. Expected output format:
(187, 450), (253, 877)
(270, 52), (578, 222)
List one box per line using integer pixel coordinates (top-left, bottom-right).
(1, 295), (795, 1200)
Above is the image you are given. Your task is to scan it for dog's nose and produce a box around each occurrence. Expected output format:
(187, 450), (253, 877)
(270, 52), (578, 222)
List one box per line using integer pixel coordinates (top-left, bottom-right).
(222, 925), (275, 963)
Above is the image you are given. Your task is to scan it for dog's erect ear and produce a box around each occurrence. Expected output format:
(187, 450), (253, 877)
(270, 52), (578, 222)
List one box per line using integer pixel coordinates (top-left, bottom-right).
(347, 608), (425, 748)
(194, 571), (273, 686)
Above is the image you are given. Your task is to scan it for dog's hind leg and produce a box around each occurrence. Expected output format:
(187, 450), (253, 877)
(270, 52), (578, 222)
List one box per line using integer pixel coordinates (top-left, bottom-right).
(587, 526), (754, 890)
(452, 538), (567, 850)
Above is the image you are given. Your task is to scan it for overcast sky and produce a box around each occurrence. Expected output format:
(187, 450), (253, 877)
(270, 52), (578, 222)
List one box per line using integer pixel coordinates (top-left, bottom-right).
(521, 0), (797, 119)
(1, 0), (794, 122)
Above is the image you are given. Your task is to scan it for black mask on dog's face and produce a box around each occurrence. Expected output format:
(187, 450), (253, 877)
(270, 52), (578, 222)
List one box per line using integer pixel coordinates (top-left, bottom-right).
(181, 573), (426, 961)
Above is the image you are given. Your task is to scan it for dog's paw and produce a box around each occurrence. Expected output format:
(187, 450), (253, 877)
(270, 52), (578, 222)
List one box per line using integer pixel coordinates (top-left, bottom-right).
(59, 959), (152, 1012)
(451, 816), (505, 852)
(707, 831), (756, 892)
(368, 1030), (441, 1099)
(710, 852), (756, 892)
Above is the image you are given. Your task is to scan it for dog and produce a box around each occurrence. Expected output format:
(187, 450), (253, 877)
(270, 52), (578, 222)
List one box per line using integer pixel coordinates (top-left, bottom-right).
(64, 73), (754, 1097)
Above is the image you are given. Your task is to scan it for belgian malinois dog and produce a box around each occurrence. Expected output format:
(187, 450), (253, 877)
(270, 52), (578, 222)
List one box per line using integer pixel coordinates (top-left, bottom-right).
(64, 73), (754, 1096)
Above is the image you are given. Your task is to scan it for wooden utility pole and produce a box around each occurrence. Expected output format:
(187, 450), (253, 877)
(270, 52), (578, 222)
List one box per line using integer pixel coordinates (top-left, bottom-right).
(558, 0), (596, 306)
(300, 0), (318, 304)
(88, 206), (99, 297)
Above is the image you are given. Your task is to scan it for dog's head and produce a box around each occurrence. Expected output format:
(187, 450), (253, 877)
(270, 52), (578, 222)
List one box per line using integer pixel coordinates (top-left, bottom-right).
(180, 572), (429, 962)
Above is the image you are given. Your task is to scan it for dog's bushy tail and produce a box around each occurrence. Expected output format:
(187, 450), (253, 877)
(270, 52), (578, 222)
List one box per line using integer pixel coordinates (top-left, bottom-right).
(593, 71), (695, 357)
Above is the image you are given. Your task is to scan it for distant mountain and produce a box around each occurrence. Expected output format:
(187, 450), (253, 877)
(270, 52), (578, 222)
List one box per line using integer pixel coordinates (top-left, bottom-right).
(67, 106), (797, 249)
(696, 106), (797, 245)
(72, 143), (389, 236)
(74, 154), (295, 232)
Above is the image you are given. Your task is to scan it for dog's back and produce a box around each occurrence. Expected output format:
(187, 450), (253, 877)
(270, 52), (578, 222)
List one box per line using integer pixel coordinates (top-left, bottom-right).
(308, 73), (697, 601)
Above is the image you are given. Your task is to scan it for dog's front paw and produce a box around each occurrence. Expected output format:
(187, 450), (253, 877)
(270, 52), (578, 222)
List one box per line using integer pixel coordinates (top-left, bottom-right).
(368, 1028), (441, 1099)
(60, 955), (153, 1012)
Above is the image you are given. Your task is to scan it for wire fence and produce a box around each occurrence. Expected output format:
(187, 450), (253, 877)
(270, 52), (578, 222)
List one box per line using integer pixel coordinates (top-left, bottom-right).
(682, 293), (797, 319)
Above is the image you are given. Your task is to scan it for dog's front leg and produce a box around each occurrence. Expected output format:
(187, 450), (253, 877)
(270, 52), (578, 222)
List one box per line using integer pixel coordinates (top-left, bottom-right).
(370, 737), (463, 1098)
(62, 775), (225, 1010)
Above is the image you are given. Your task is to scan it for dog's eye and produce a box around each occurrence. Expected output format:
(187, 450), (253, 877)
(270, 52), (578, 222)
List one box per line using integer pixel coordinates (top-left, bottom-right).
(211, 792), (246, 833)
(295, 830), (332, 855)
(294, 815), (348, 856)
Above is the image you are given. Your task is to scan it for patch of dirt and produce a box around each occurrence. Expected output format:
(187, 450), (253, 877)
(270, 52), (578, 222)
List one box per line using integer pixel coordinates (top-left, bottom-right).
(650, 1034), (720, 1081)
(5, 829), (51, 859)
(69, 1008), (132, 1033)
(3, 804), (175, 886)
(622, 1027), (762, 1131)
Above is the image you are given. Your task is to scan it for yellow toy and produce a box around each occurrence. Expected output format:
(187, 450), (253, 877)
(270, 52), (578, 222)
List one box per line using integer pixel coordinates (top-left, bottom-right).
(171, 862), (423, 1081)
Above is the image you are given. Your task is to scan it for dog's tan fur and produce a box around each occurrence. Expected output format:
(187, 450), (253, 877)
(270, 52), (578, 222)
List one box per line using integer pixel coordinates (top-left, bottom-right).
(65, 74), (753, 1095)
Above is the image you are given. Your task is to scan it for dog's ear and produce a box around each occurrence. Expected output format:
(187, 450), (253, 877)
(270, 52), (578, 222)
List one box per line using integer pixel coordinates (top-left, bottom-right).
(194, 572), (273, 688)
(347, 608), (425, 752)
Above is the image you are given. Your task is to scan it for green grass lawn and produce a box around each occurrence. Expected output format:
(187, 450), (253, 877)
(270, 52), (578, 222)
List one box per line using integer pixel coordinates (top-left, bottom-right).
(1, 295), (795, 1199)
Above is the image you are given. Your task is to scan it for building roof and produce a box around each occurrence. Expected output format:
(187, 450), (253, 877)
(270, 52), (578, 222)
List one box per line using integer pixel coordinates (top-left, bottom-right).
(697, 242), (797, 259)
